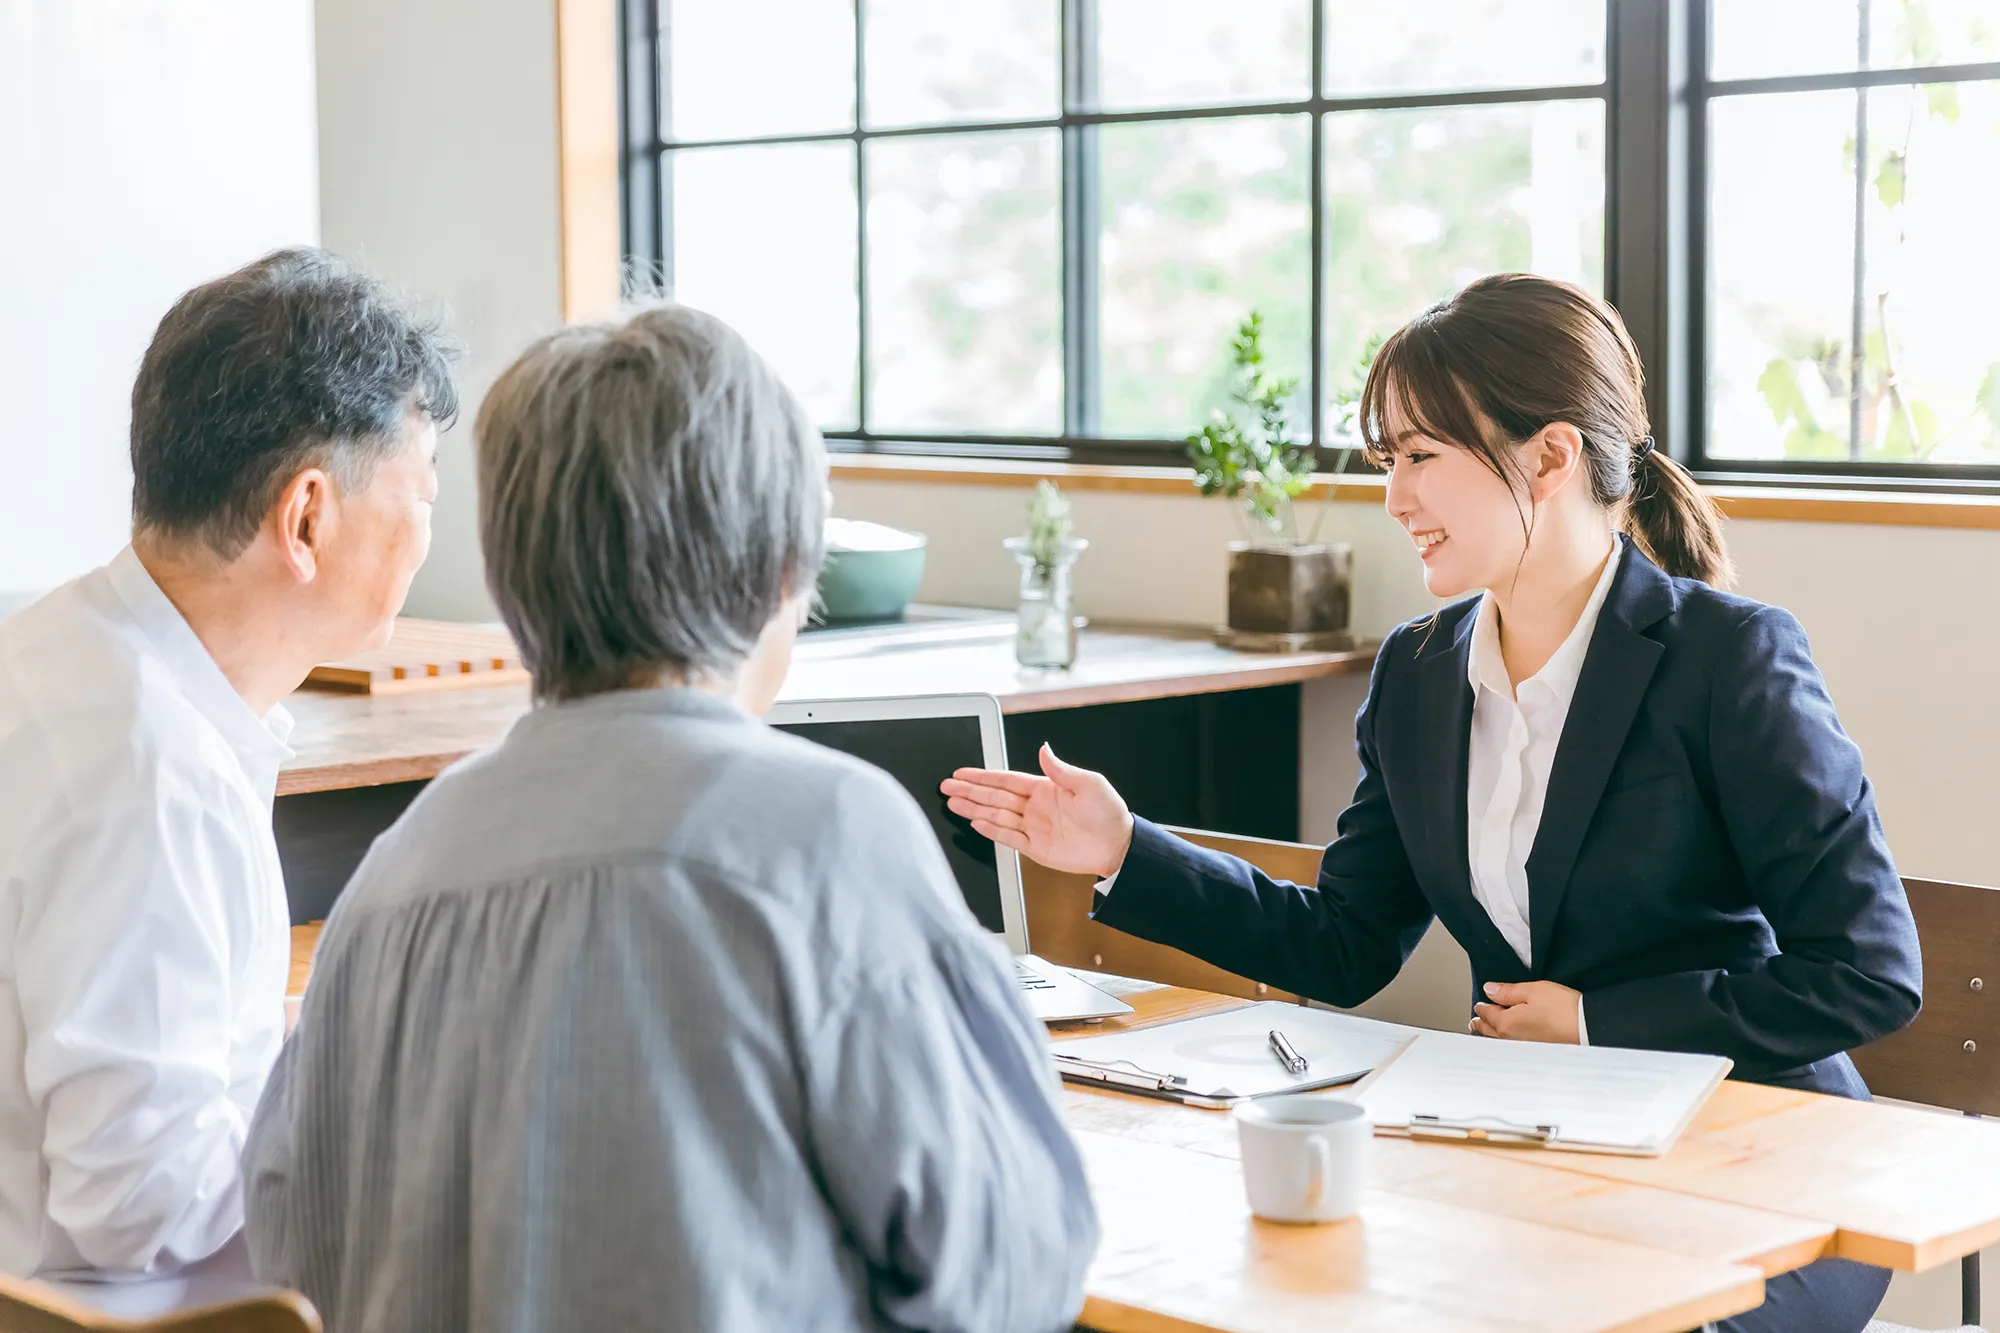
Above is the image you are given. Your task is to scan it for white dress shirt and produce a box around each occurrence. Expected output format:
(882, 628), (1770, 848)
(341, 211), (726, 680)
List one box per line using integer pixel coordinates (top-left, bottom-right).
(0, 547), (291, 1278)
(1466, 542), (1623, 1043)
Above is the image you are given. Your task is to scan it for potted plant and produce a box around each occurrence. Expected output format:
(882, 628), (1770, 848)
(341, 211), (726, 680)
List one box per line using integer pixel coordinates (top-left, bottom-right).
(1186, 311), (1358, 650)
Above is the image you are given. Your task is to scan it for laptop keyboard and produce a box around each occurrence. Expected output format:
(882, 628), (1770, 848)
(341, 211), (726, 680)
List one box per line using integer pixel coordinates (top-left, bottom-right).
(1015, 960), (1058, 991)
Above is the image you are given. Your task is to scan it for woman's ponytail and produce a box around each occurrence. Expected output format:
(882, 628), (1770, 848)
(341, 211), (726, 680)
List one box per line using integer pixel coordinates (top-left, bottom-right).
(1624, 444), (1734, 589)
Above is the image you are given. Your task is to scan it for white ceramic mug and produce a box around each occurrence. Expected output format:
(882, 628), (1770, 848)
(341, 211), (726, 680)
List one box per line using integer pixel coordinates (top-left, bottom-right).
(1233, 1094), (1368, 1224)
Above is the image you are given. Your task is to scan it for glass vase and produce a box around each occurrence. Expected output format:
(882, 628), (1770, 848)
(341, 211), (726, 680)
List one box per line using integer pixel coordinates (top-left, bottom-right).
(1003, 537), (1087, 669)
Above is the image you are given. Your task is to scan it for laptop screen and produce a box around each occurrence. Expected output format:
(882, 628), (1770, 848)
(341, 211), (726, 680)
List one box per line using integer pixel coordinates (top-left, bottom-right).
(771, 715), (1007, 935)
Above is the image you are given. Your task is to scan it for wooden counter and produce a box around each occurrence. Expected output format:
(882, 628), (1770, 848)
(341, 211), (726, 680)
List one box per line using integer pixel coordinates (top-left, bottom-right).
(278, 620), (1375, 797)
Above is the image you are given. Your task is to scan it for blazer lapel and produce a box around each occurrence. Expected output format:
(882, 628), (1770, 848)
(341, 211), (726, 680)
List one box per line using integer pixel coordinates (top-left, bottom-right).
(1524, 544), (1674, 972)
(1416, 609), (1526, 976)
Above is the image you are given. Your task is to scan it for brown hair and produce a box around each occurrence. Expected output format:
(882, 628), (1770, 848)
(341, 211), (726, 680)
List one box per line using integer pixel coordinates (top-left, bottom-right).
(1359, 273), (1732, 588)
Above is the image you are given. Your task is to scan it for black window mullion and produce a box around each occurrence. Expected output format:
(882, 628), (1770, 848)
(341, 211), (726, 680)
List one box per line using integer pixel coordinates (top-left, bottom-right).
(1061, 0), (1102, 438)
(621, 0), (665, 284)
(1607, 0), (1693, 463)
(1846, 0), (1871, 462)
(1308, 0), (1325, 452)
(853, 0), (871, 439)
(1686, 0), (1712, 469)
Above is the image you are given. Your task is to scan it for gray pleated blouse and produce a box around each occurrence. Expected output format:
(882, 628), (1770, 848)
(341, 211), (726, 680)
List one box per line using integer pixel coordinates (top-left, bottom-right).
(243, 688), (1098, 1332)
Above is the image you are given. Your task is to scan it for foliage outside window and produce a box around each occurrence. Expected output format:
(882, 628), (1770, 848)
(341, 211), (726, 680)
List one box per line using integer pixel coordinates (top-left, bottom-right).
(1704, 0), (2000, 473)
(625, 0), (2000, 486)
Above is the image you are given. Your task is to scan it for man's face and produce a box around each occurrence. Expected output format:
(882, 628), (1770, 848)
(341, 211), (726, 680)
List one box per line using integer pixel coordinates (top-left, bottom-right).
(318, 413), (438, 656)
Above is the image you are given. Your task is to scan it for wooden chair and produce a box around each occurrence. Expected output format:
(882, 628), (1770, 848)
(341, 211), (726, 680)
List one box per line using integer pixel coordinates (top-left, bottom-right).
(0, 1276), (319, 1333)
(1851, 876), (2000, 1333)
(1021, 824), (1321, 1005)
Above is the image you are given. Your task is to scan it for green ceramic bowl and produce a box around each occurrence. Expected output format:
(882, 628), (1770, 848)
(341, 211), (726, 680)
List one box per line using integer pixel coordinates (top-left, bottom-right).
(816, 522), (928, 622)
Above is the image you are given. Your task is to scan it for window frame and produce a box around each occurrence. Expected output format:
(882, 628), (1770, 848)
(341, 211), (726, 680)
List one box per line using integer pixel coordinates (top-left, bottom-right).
(1684, 2), (2000, 488)
(617, 0), (2000, 491)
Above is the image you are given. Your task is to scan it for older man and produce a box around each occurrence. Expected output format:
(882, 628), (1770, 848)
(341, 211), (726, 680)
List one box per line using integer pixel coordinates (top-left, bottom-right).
(0, 249), (456, 1280)
(246, 305), (1098, 1331)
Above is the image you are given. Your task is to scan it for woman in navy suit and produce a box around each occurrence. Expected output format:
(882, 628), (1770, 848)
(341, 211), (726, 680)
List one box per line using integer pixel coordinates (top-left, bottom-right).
(943, 274), (1922, 1333)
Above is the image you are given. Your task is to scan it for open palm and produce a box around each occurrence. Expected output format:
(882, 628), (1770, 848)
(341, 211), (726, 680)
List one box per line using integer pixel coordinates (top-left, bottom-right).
(940, 744), (1134, 879)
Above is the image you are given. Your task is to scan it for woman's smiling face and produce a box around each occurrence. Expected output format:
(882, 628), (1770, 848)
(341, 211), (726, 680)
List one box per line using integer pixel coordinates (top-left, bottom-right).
(1378, 398), (1533, 601)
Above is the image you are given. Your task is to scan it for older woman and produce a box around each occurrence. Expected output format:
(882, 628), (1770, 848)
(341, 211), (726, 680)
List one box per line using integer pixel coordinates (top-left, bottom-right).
(243, 306), (1098, 1331)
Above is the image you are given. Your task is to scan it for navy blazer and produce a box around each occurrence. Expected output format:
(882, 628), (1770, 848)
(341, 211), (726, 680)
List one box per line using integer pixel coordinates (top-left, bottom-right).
(1094, 539), (1923, 1097)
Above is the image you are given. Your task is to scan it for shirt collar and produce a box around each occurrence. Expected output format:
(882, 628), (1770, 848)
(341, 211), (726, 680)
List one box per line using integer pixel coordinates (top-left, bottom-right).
(1467, 540), (1625, 709)
(104, 546), (295, 765)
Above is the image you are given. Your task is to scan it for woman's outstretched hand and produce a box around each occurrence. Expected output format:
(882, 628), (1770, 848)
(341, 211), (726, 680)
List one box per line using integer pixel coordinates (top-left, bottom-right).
(941, 744), (1135, 879)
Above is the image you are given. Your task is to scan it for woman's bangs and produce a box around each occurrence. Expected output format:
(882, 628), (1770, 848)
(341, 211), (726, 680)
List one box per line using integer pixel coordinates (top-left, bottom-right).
(1359, 326), (1490, 467)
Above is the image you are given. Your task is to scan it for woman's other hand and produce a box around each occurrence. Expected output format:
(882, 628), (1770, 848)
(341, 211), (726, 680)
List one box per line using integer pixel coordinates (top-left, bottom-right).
(941, 744), (1135, 879)
(1470, 980), (1583, 1043)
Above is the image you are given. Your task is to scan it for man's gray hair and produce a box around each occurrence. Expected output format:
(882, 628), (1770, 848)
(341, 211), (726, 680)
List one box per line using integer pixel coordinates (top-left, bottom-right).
(476, 303), (828, 700)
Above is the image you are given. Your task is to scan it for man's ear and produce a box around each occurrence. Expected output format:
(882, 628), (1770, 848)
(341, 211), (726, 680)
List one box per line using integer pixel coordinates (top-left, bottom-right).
(269, 467), (335, 583)
(1528, 422), (1586, 504)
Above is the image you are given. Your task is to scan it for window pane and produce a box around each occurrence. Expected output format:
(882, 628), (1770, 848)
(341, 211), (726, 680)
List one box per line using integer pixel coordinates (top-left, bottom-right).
(1098, 115), (1311, 438)
(1707, 82), (2000, 464)
(665, 0), (853, 140)
(865, 0), (1058, 127)
(1094, 0), (1311, 112)
(1712, 0), (2000, 82)
(867, 131), (1062, 433)
(1323, 0), (1605, 96)
(667, 143), (858, 428)
(1322, 101), (1605, 439)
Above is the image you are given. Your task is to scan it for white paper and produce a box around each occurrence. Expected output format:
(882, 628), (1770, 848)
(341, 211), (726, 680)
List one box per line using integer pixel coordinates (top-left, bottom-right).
(1353, 1031), (1730, 1152)
(1053, 1002), (1419, 1100)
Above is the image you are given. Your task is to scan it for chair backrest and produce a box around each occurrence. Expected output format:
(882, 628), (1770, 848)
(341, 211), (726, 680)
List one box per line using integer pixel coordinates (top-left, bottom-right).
(1852, 876), (2000, 1116)
(0, 1276), (320, 1333)
(1020, 825), (1321, 1003)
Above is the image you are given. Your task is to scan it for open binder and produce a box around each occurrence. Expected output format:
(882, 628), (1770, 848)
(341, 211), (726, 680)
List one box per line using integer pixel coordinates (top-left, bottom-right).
(1051, 1002), (1419, 1108)
(1347, 1031), (1732, 1158)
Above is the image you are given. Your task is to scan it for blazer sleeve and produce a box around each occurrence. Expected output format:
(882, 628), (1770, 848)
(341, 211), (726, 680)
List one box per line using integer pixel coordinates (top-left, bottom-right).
(1582, 605), (1923, 1073)
(1089, 637), (1435, 1007)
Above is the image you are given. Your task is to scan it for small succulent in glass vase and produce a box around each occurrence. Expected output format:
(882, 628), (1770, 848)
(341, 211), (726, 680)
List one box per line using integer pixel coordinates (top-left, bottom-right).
(1003, 481), (1087, 669)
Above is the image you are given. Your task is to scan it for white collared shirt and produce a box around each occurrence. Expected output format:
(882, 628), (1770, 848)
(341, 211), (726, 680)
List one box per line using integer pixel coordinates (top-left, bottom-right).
(0, 547), (292, 1278)
(1466, 542), (1623, 1042)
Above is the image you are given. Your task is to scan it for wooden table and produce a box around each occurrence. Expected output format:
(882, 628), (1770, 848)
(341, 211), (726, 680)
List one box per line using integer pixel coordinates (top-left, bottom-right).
(1052, 980), (2000, 1333)
(278, 619), (1373, 796)
(284, 932), (2000, 1333)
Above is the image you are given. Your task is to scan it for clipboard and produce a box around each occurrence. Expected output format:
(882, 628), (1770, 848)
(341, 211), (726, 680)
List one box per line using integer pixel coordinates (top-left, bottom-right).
(1051, 1002), (1419, 1109)
(1346, 1031), (1732, 1158)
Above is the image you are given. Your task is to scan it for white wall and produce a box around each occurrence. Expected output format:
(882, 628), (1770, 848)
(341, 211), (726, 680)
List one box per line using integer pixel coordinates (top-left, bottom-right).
(0, 0), (320, 597)
(313, 0), (565, 622)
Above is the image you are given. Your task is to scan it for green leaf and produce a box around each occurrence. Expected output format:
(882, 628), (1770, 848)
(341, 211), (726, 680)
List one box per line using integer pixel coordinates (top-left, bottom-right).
(1976, 363), (2000, 435)
(1894, 0), (1941, 66)
(1783, 423), (1846, 460)
(1757, 358), (1810, 427)
(1883, 405), (1917, 457)
(1875, 152), (1906, 209)
(1913, 400), (1942, 449)
(1926, 82), (1962, 124)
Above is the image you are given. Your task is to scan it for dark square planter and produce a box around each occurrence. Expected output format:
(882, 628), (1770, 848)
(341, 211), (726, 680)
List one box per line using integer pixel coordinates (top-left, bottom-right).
(1225, 542), (1353, 637)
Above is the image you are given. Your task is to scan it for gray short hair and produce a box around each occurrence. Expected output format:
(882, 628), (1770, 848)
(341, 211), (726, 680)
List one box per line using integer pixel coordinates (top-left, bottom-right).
(476, 304), (828, 701)
(132, 248), (459, 558)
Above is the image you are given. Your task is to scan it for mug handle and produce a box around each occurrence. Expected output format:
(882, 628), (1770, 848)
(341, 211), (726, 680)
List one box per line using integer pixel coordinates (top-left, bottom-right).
(1304, 1136), (1332, 1212)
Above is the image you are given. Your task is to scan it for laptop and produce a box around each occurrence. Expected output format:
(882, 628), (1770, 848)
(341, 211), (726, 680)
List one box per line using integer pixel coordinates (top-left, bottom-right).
(766, 694), (1132, 1022)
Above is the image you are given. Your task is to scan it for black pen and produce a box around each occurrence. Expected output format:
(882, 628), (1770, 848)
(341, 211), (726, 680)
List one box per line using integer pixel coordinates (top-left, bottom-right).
(1268, 1028), (1308, 1076)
